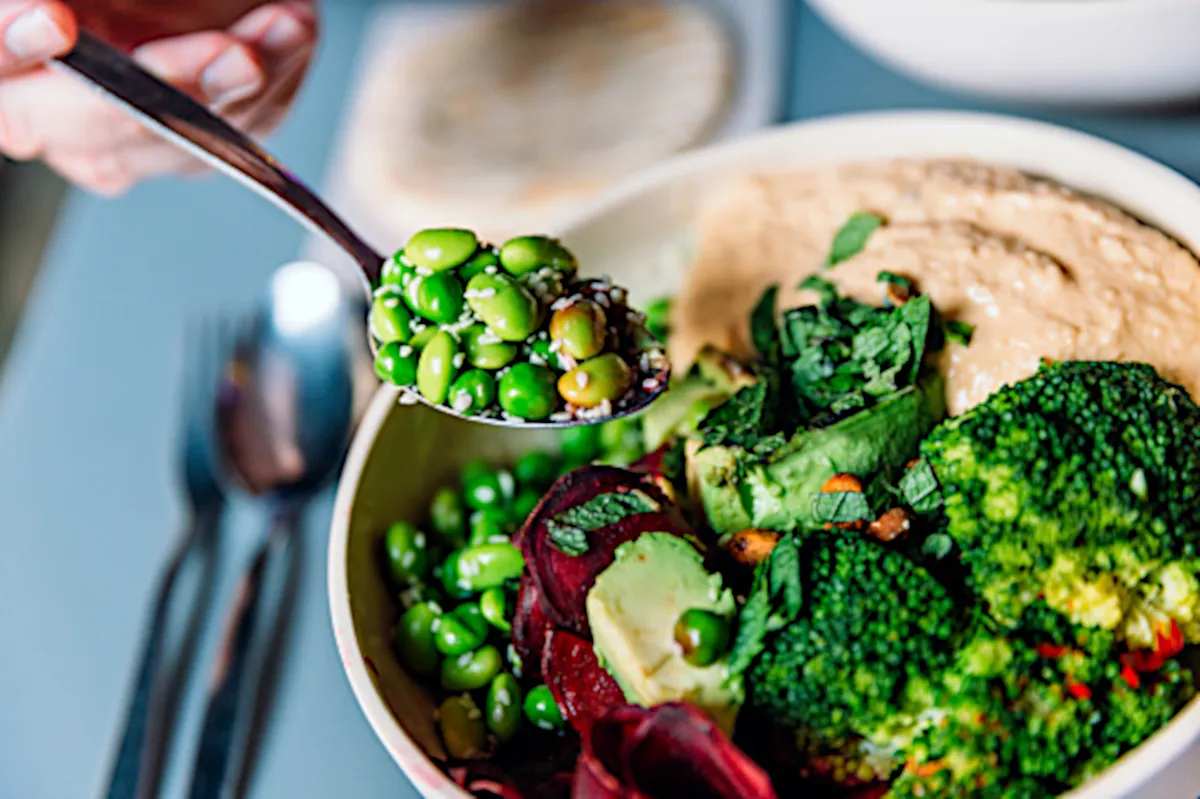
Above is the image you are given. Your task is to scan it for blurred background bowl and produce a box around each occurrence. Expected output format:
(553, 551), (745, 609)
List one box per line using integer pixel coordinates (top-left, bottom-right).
(805, 0), (1200, 109)
(328, 110), (1200, 799)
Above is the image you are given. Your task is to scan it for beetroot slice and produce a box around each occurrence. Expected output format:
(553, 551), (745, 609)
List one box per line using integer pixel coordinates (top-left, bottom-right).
(574, 703), (778, 799)
(519, 466), (690, 635)
(630, 443), (672, 478)
(512, 574), (552, 680)
(542, 628), (627, 733)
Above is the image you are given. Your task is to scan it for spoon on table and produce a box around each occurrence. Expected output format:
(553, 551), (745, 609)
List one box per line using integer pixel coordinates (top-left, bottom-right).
(187, 261), (370, 799)
(52, 31), (669, 429)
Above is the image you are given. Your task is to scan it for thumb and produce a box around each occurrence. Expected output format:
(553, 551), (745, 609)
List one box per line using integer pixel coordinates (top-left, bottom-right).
(0, 1), (75, 75)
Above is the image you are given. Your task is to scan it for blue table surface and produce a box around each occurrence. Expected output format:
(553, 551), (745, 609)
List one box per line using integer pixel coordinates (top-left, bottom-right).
(5, 3), (1200, 798)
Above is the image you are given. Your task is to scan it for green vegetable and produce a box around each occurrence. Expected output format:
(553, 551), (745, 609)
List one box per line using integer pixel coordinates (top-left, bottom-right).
(523, 684), (564, 730)
(383, 522), (428, 583)
(448, 369), (496, 416)
(549, 299), (607, 360)
(528, 338), (566, 371)
(558, 353), (633, 408)
(455, 542), (525, 591)
(513, 450), (558, 490)
(462, 462), (513, 511)
(468, 509), (507, 547)
(459, 248), (499, 281)
(726, 532), (802, 686)
(404, 271), (465, 324)
(405, 228), (478, 272)
(465, 272), (542, 342)
(408, 325), (437, 351)
(439, 551), (472, 600)
(811, 491), (872, 525)
(379, 250), (412, 289)
(441, 644), (503, 691)
(498, 363), (559, 420)
(438, 694), (487, 759)
(486, 673), (522, 742)
(749, 284), (779, 361)
(644, 296), (671, 342)
(460, 324), (517, 370)
(479, 587), (512, 632)
(498, 235), (577, 278)
(674, 608), (732, 667)
(899, 458), (942, 514)
(560, 424), (602, 463)
(944, 319), (975, 346)
(370, 292), (414, 344)
(416, 331), (460, 404)
(545, 489), (660, 556)
(433, 603), (488, 656)
(374, 341), (418, 386)
(428, 486), (466, 547)
(825, 211), (883, 266)
(391, 602), (441, 677)
(510, 488), (541, 526)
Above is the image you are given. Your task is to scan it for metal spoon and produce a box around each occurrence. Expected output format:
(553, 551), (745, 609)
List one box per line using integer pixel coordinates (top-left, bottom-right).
(53, 31), (669, 429)
(187, 262), (370, 799)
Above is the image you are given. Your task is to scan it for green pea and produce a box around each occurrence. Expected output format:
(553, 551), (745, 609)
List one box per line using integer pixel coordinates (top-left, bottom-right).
(455, 542), (524, 592)
(404, 271), (465, 324)
(448, 369), (496, 416)
(380, 250), (414, 289)
(499, 235), (578, 278)
(374, 341), (418, 386)
(441, 644), (502, 691)
(510, 488), (541, 527)
(486, 673), (522, 742)
(370, 292), (415, 344)
(405, 228), (479, 273)
(479, 587), (512, 632)
(438, 694), (487, 759)
(461, 324), (518, 370)
(528, 338), (566, 371)
(433, 603), (488, 656)
(644, 296), (672, 342)
(514, 451), (559, 490)
(440, 550), (473, 600)
(464, 273), (542, 343)
(560, 425), (601, 463)
(384, 522), (429, 584)
(391, 601), (441, 677)
(417, 331), (460, 404)
(462, 464), (513, 511)
(429, 486), (466, 547)
(673, 608), (731, 667)
(498, 363), (559, 421)
(523, 684), (564, 730)
(558, 353), (632, 409)
(460, 249), (500, 282)
(549, 299), (607, 361)
(469, 509), (508, 548)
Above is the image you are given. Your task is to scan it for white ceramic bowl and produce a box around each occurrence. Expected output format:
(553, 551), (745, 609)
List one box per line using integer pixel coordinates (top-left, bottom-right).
(329, 111), (1200, 799)
(806, 0), (1200, 108)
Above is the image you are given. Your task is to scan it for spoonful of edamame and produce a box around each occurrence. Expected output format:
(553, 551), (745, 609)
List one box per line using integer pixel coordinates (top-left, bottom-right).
(53, 31), (670, 428)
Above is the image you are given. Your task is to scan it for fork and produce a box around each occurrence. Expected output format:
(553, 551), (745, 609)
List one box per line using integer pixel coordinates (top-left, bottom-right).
(103, 319), (233, 799)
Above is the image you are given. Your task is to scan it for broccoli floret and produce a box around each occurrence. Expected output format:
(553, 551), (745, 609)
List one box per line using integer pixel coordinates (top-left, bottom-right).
(921, 361), (1200, 647)
(748, 530), (965, 759)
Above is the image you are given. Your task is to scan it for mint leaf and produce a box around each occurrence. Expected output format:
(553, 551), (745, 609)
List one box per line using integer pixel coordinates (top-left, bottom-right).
(545, 489), (660, 556)
(945, 319), (975, 346)
(899, 459), (942, 514)
(922, 532), (954, 560)
(876, 271), (913, 290)
(811, 491), (872, 524)
(727, 533), (802, 688)
(826, 212), (883, 266)
(750, 285), (780, 362)
(699, 381), (772, 450)
(797, 275), (838, 307)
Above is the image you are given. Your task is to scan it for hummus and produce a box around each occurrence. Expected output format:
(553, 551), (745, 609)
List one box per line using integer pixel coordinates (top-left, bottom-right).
(671, 159), (1200, 415)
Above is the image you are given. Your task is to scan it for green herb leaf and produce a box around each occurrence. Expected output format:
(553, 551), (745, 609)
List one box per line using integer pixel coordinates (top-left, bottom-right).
(899, 459), (942, 514)
(727, 533), (802, 689)
(545, 489), (660, 556)
(922, 532), (954, 560)
(945, 319), (975, 346)
(797, 275), (838, 307)
(750, 285), (780, 362)
(699, 381), (772, 450)
(876, 271), (913, 290)
(811, 491), (873, 524)
(826, 212), (884, 266)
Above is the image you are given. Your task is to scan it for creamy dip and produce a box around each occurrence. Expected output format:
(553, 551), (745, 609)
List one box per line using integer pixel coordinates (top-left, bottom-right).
(671, 159), (1200, 415)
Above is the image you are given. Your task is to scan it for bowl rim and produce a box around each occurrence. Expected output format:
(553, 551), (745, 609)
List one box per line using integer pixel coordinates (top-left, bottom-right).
(329, 108), (1200, 799)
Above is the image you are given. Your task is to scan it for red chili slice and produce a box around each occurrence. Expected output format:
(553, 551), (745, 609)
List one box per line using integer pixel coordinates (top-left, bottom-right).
(1065, 679), (1092, 701)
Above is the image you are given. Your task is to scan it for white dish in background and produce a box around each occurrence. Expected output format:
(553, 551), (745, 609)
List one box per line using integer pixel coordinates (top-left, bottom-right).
(806, 0), (1200, 108)
(328, 111), (1200, 799)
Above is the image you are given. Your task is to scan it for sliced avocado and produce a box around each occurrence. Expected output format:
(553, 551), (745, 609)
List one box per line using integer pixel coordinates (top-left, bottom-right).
(642, 346), (758, 453)
(586, 532), (740, 735)
(692, 373), (945, 537)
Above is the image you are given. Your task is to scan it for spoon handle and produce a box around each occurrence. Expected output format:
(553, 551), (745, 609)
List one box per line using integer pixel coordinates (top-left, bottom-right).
(52, 32), (385, 286)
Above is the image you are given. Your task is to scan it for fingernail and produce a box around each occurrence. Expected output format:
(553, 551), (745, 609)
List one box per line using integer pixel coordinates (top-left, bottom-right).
(201, 47), (262, 106)
(6, 5), (70, 60)
(263, 13), (307, 51)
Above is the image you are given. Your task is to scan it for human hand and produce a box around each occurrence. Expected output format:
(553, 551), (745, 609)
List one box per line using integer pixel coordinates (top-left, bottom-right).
(0, 0), (317, 195)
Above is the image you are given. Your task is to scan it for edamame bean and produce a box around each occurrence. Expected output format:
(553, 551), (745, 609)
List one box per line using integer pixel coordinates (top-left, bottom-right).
(441, 644), (502, 691)
(514, 451), (558, 490)
(406, 228), (479, 272)
(408, 325), (437, 351)
(392, 601), (440, 677)
(499, 235), (578, 278)
(370, 292), (415, 344)
(510, 489), (541, 526)
(429, 486), (466, 547)
(644, 296), (672, 341)
(498, 363), (558, 420)
(462, 465), (504, 511)
(673, 608), (731, 667)
(433, 603), (488, 656)
(455, 542), (524, 592)
(384, 522), (429, 584)
(464, 273), (541, 342)
(438, 694), (487, 759)
(417, 331), (460, 404)
(461, 324), (518, 370)
(558, 353), (633, 408)
(404, 271), (465, 324)
(459, 249), (500, 282)
(559, 424), (601, 463)
(523, 684), (564, 730)
(468, 509), (508, 548)
(448, 370), (496, 416)
(440, 550), (473, 600)
(380, 250), (414, 289)
(479, 587), (512, 632)
(549, 299), (607, 360)
(374, 341), (418, 386)
(486, 673), (522, 742)
(528, 338), (566, 371)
